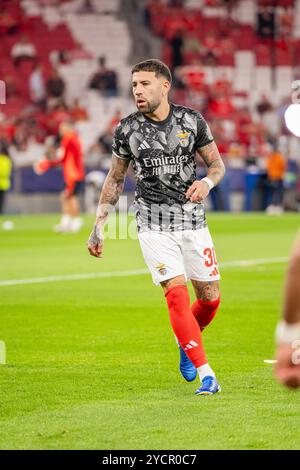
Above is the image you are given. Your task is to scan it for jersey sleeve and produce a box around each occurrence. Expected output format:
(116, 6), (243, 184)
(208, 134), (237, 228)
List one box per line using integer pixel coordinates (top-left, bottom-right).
(112, 123), (132, 160)
(194, 112), (214, 149)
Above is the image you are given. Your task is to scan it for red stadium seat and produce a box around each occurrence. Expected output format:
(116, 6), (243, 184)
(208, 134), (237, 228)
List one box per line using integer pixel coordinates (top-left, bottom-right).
(234, 26), (255, 51)
(275, 49), (292, 66)
(256, 44), (272, 66)
(218, 52), (235, 67)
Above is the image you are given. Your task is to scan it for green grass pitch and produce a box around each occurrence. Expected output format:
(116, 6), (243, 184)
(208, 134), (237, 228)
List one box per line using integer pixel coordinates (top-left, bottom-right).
(0, 212), (300, 450)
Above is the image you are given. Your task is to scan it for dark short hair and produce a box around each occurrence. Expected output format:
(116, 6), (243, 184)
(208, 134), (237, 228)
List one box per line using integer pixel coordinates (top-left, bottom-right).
(131, 59), (172, 83)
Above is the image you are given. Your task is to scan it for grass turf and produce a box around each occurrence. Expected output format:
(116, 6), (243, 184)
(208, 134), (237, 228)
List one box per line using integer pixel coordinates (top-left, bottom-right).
(0, 212), (300, 450)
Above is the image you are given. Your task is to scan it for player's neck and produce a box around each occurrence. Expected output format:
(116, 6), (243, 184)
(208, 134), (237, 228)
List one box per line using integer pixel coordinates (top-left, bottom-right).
(145, 101), (170, 122)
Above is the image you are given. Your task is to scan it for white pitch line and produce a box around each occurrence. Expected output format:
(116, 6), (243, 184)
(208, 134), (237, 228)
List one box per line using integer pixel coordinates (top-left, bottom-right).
(0, 269), (149, 287)
(221, 257), (288, 268)
(0, 257), (288, 287)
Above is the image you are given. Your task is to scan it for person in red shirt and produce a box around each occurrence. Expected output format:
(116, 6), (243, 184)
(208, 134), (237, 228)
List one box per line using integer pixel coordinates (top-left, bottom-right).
(208, 95), (235, 119)
(34, 120), (85, 232)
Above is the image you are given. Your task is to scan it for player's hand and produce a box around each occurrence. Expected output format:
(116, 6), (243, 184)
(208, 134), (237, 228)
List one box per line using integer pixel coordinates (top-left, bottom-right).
(33, 159), (50, 175)
(186, 180), (210, 202)
(274, 343), (300, 389)
(87, 223), (104, 258)
(33, 161), (44, 175)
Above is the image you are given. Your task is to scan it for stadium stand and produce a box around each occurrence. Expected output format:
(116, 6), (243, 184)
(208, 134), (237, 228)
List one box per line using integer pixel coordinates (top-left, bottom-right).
(142, 0), (300, 210)
(0, 0), (133, 157)
(0, 0), (299, 213)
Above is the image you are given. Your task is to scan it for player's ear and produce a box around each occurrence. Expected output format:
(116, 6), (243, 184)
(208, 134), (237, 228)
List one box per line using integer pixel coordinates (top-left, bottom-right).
(162, 80), (171, 96)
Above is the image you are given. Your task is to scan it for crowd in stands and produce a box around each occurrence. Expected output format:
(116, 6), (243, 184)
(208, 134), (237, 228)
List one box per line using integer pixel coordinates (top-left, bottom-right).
(88, 56), (119, 97)
(0, 0), (299, 213)
(146, 0), (300, 214)
(0, 0), (120, 163)
(141, 0), (300, 212)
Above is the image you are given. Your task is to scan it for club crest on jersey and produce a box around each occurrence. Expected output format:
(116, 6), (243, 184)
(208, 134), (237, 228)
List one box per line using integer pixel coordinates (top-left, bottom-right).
(176, 131), (191, 147)
(156, 263), (167, 276)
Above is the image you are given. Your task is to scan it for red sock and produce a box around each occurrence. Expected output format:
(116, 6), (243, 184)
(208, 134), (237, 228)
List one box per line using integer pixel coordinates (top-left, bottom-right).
(191, 297), (220, 331)
(165, 285), (207, 368)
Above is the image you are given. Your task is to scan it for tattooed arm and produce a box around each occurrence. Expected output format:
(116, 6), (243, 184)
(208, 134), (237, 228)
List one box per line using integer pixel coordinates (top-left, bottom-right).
(87, 155), (130, 258)
(186, 141), (226, 203)
(197, 141), (226, 187)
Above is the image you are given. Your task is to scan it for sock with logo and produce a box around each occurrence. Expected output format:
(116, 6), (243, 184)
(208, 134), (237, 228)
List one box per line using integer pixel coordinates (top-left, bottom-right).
(191, 297), (220, 331)
(165, 285), (207, 368)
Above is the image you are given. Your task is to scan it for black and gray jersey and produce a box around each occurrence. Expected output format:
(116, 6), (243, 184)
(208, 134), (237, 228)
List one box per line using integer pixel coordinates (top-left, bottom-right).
(112, 103), (214, 232)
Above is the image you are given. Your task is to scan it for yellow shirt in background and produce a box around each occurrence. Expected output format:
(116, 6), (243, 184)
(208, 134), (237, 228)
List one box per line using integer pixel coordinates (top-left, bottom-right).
(0, 154), (12, 191)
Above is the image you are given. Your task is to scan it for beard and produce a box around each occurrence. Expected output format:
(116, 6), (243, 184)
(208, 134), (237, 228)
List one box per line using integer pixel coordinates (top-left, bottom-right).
(137, 98), (160, 114)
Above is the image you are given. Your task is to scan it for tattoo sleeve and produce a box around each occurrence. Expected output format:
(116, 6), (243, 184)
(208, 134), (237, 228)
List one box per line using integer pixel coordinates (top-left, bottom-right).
(88, 222), (103, 246)
(95, 155), (130, 226)
(196, 141), (226, 187)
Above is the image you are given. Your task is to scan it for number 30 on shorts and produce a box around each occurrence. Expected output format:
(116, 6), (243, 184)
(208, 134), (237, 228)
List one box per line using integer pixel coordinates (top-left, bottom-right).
(203, 247), (218, 267)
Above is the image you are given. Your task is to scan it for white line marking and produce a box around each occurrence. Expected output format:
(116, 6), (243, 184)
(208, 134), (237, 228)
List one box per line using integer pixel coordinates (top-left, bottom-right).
(0, 257), (288, 287)
(263, 359), (278, 364)
(221, 257), (288, 268)
(0, 269), (149, 287)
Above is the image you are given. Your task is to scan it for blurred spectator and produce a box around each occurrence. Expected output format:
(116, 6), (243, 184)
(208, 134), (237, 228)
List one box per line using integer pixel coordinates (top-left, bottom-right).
(257, 7), (276, 39)
(10, 114), (44, 152)
(277, 96), (291, 134)
(43, 102), (70, 135)
(50, 49), (70, 67)
(70, 99), (89, 122)
(0, 140), (12, 214)
(12, 119), (29, 151)
(97, 131), (113, 155)
(0, 8), (20, 35)
(11, 36), (37, 67)
(235, 107), (254, 147)
(29, 63), (46, 110)
(98, 110), (121, 153)
(89, 109), (121, 158)
(88, 57), (118, 97)
(143, 0), (166, 30)
(85, 170), (106, 214)
(169, 30), (184, 70)
(4, 75), (20, 99)
(108, 109), (122, 130)
(208, 93), (235, 119)
(284, 157), (299, 212)
(168, 0), (185, 6)
(206, 0), (237, 6)
(278, 7), (293, 38)
(266, 144), (286, 214)
(214, 73), (232, 96)
(218, 35), (235, 63)
(261, 104), (280, 141)
(222, 0), (238, 15)
(256, 94), (272, 116)
(227, 142), (247, 160)
(143, 0), (153, 28)
(183, 31), (202, 58)
(202, 33), (220, 66)
(0, 122), (15, 145)
(46, 68), (66, 105)
(76, 0), (97, 14)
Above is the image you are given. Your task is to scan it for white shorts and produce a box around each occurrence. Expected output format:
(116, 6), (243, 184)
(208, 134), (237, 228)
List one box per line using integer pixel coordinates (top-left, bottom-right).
(138, 227), (220, 286)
